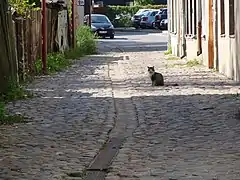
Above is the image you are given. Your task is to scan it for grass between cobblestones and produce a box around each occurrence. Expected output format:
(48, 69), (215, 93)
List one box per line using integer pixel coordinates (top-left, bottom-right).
(164, 45), (172, 55)
(0, 84), (33, 125)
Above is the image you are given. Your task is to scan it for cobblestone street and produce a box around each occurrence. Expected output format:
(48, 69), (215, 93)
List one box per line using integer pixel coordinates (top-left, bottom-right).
(1, 31), (240, 180)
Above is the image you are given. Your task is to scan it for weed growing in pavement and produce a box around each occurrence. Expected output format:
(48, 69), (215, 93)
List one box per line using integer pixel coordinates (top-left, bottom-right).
(167, 56), (180, 60)
(0, 83), (32, 125)
(164, 45), (172, 55)
(186, 59), (200, 67)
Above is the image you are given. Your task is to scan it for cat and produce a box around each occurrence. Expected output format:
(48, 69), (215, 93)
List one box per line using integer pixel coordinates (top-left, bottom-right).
(147, 66), (164, 86)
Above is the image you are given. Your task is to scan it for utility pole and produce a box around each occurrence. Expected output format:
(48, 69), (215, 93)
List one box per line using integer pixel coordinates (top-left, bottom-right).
(72, 0), (76, 48)
(88, 0), (92, 27)
(41, 0), (47, 74)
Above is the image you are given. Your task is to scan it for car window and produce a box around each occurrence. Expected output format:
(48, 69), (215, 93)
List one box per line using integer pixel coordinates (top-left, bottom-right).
(142, 11), (151, 16)
(91, 15), (110, 23)
(161, 14), (167, 19)
(136, 9), (148, 15)
(151, 11), (158, 16)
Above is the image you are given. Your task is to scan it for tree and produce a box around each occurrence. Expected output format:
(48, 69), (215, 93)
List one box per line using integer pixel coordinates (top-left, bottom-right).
(134, 0), (154, 6)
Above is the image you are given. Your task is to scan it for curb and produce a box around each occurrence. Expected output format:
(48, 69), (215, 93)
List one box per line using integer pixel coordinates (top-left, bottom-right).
(114, 28), (162, 33)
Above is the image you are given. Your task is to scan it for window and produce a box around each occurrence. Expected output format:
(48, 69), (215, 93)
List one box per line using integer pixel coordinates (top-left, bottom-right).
(229, 0), (235, 35)
(220, 0), (225, 35)
(151, 11), (158, 16)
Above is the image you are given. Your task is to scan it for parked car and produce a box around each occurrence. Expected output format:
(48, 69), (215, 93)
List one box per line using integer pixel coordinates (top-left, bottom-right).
(131, 9), (151, 29)
(154, 9), (168, 29)
(84, 14), (115, 39)
(159, 19), (168, 30)
(139, 10), (159, 29)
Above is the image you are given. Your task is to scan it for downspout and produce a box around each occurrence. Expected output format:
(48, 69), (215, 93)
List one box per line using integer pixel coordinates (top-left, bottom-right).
(197, 0), (202, 56)
(181, 0), (186, 59)
(167, 0), (171, 51)
(213, 0), (219, 70)
(177, 0), (181, 56)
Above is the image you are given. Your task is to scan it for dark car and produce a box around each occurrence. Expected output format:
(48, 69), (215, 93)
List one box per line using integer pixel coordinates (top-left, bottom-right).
(154, 9), (168, 29)
(131, 9), (151, 29)
(84, 14), (115, 39)
(159, 19), (168, 30)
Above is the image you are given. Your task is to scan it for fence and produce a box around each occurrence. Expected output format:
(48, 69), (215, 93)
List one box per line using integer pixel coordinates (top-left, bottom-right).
(0, 3), (70, 93)
(10, 5), (70, 82)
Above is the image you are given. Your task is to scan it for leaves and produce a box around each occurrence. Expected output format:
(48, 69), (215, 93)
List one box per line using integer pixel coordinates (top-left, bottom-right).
(134, 0), (154, 6)
(9, 0), (40, 18)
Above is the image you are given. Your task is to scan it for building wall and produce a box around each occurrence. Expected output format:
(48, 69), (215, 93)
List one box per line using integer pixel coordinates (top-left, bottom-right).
(235, 0), (240, 81)
(168, 0), (240, 81)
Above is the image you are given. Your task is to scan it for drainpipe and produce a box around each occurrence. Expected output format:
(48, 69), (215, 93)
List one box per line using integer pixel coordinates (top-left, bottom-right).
(213, 0), (219, 70)
(180, 0), (186, 58)
(197, 0), (202, 56)
(41, 0), (47, 74)
(177, 0), (181, 56)
(167, 0), (171, 51)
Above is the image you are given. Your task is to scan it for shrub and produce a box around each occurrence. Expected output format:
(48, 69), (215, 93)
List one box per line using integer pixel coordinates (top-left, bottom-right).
(75, 25), (97, 55)
(35, 25), (97, 74)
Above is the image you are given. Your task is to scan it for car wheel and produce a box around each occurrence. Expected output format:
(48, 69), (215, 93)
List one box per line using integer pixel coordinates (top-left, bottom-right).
(152, 22), (156, 29)
(110, 35), (114, 39)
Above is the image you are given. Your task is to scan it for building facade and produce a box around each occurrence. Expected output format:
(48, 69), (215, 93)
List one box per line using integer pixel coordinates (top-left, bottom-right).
(168, 0), (240, 81)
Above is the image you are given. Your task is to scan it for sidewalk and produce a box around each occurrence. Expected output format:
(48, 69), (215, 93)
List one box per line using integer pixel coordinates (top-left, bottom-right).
(0, 43), (240, 180)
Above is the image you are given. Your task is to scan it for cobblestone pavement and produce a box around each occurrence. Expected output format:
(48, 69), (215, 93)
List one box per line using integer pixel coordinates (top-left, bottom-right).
(0, 31), (240, 180)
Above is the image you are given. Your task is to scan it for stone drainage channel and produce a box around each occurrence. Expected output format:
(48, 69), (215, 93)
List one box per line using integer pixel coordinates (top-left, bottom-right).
(65, 57), (139, 180)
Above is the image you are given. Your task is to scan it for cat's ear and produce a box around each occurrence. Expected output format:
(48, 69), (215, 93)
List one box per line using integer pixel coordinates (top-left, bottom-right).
(147, 66), (149, 68)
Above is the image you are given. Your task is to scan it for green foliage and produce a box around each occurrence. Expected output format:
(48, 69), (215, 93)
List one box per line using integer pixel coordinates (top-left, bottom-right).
(0, 84), (32, 125)
(0, 84), (32, 102)
(76, 25), (97, 55)
(35, 53), (72, 75)
(164, 45), (172, 55)
(134, 0), (154, 6)
(186, 59), (200, 67)
(35, 25), (97, 74)
(105, 5), (167, 27)
(9, 0), (40, 18)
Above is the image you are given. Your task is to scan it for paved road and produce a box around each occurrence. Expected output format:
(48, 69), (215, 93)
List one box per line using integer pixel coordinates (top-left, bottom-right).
(0, 31), (240, 180)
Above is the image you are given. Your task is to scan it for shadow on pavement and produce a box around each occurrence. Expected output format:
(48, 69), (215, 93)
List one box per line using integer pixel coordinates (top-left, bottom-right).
(0, 54), (240, 179)
(97, 41), (167, 53)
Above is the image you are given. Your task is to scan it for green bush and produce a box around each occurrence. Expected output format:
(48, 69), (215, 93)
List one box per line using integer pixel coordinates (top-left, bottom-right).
(76, 25), (97, 55)
(105, 5), (167, 27)
(35, 25), (97, 74)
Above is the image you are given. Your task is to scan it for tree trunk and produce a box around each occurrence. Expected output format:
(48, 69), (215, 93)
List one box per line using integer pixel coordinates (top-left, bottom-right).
(0, 0), (18, 93)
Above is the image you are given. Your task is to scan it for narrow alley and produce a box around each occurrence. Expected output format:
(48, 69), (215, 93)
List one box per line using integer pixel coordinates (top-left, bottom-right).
(0, 31), (240, 180)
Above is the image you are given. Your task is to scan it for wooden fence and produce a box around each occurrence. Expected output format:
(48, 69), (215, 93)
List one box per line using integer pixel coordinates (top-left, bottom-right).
(12, 6), (70, 81)
(0, 3), (70, 93)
